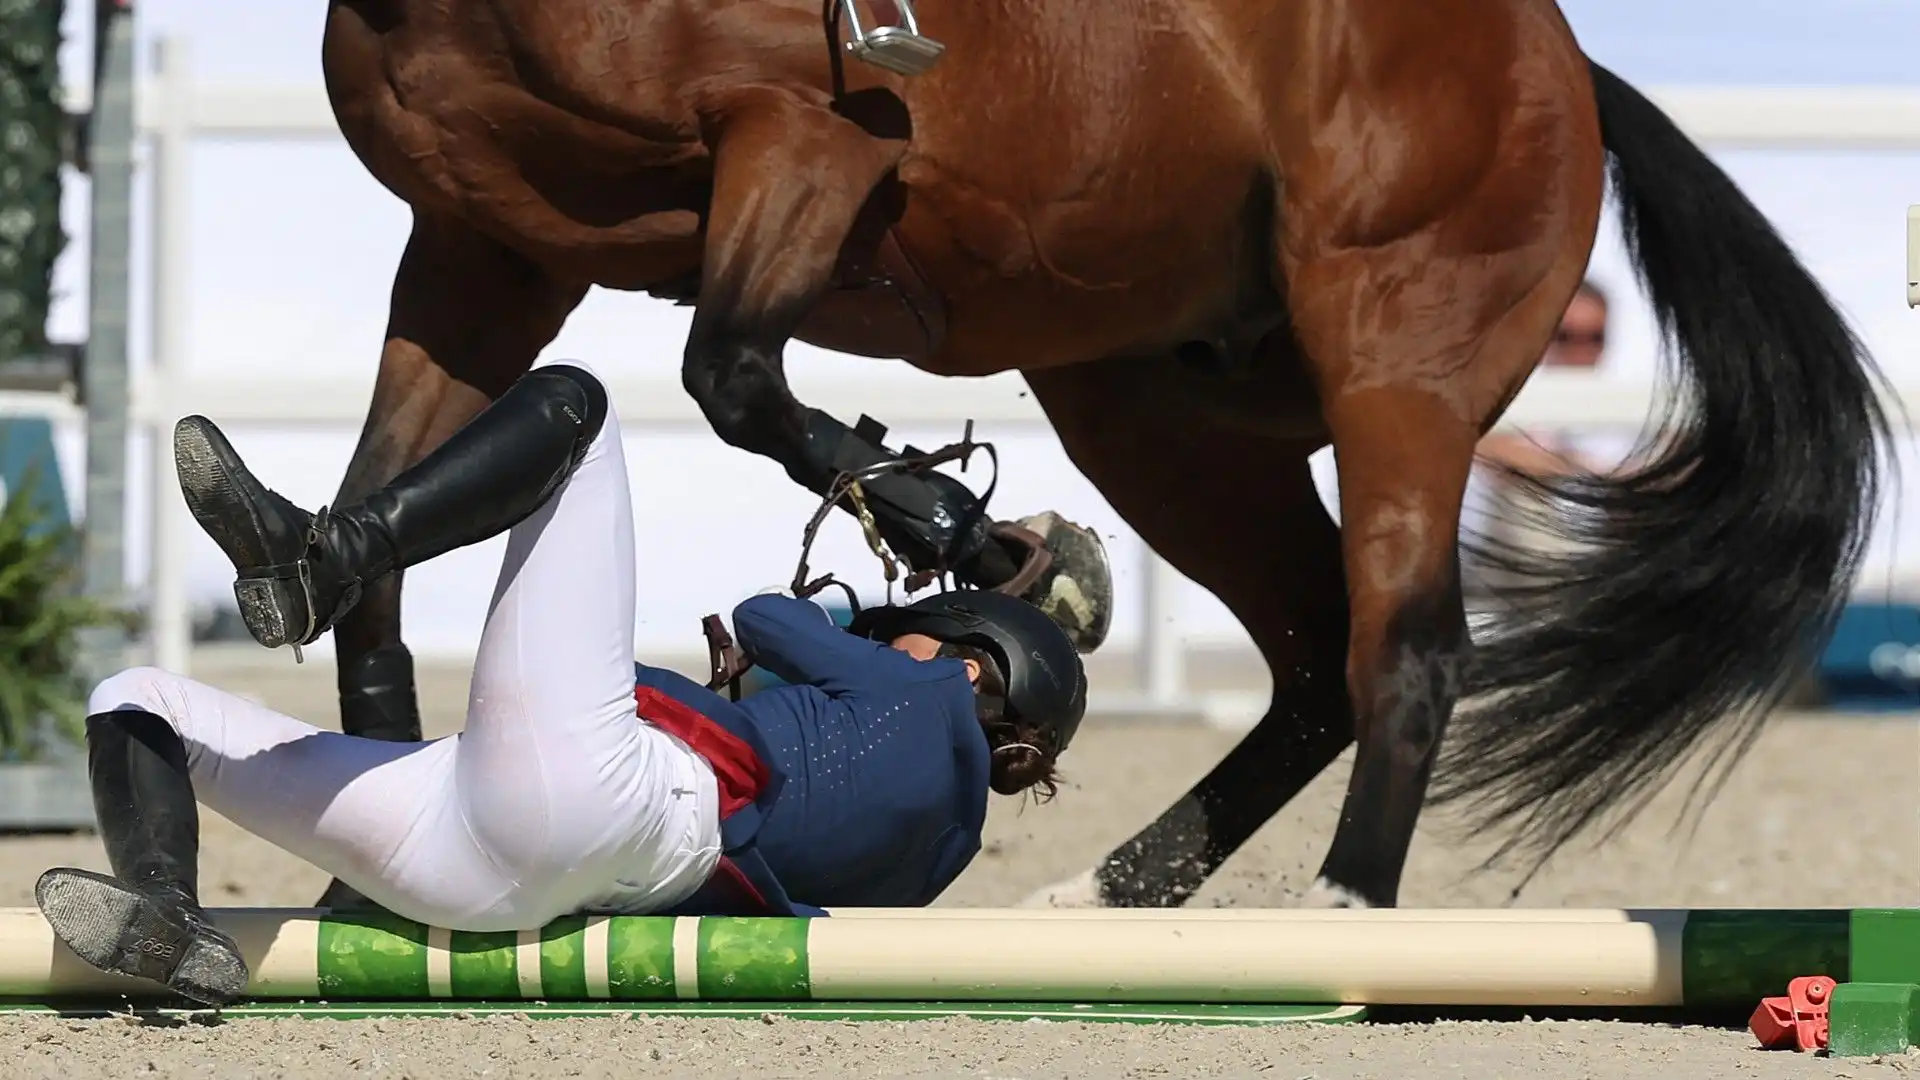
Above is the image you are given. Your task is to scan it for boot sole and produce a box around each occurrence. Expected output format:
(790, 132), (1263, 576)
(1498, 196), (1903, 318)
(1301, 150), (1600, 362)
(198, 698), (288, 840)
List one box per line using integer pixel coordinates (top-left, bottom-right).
(36, 868), (251, 1007)
(173, 417), (301, 649)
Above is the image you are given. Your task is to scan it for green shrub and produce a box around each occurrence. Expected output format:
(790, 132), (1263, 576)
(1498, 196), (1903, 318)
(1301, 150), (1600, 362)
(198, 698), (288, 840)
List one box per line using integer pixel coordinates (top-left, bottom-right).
(0, 469), (127, 760)
(0, 0), (68, 365)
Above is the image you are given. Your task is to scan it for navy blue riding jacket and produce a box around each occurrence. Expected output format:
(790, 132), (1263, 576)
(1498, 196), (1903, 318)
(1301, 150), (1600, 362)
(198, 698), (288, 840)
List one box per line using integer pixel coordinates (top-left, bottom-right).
(631, 593), (990, 916)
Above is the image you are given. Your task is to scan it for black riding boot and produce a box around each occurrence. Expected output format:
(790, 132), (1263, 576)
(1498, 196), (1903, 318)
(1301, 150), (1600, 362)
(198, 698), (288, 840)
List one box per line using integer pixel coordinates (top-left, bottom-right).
(175, 363), (610, 651)
(36, 711), (249, 1007)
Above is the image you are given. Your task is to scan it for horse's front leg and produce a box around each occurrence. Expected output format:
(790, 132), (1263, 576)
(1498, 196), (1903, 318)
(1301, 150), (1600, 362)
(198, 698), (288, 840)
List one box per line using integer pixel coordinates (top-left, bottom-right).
(683, 90), (1109, 642)
(683, 88), (996, 586)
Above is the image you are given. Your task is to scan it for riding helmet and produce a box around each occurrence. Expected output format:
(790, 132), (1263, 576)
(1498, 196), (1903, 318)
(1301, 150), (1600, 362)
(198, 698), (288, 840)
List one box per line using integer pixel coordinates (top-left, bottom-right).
(849, 589), (1089, 754)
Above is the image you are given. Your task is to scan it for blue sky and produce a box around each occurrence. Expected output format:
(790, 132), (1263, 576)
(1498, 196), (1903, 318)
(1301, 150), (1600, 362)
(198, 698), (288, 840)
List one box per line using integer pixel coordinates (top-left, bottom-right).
(64, 0), (1920, 86)
(33, 1), (1920, 658)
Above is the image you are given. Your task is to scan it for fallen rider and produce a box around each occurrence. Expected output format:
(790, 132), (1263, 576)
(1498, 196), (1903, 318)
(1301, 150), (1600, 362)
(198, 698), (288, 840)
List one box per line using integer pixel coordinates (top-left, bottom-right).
(35, 359), (1088, 1007)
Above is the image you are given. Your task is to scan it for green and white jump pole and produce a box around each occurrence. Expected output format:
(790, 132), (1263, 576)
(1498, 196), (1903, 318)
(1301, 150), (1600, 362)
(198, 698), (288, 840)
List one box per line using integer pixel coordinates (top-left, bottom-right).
(0, 907), (1905, 1008)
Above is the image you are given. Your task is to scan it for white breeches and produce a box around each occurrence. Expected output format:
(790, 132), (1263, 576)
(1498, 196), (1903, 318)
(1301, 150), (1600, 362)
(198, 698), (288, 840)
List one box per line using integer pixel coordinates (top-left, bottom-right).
(90, 361), (723, 931)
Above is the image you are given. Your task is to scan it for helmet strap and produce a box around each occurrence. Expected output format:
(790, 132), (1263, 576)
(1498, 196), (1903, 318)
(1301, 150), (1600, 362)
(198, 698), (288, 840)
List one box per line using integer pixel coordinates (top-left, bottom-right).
(991, 742), (1040, 758)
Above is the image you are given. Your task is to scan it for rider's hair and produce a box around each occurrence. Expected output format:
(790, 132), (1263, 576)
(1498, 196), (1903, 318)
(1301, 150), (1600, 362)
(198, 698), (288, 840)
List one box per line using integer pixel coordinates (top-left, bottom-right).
(937, 642), (1061, 800)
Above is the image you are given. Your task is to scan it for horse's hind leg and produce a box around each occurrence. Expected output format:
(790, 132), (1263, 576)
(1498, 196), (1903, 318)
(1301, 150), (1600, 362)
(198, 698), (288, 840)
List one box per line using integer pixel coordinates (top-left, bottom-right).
(1018, 359), (1357, 908)
(316, 214), (582, 906)
(1286, 246), (1582, 908)
(1303, 388), (1478, 906)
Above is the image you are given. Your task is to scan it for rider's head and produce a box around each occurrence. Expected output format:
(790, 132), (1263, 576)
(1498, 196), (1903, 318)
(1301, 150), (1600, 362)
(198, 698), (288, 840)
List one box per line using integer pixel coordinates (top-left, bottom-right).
(849, 590), (1088, 799)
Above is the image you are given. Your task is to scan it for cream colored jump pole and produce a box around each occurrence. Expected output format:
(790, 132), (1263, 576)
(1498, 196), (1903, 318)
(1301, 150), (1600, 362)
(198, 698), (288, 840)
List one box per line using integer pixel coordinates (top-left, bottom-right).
(0, 907), (1867, 1008)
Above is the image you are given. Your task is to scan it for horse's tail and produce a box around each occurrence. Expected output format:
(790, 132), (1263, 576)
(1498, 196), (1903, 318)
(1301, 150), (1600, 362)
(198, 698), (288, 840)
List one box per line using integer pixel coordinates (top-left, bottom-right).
(1429, 60), (1894, 866)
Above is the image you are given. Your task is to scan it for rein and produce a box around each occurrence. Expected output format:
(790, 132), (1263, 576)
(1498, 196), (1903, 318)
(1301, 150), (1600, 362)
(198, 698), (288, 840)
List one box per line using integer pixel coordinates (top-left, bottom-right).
(699, 421), (1050, 701)
(822, 0), (851, 103)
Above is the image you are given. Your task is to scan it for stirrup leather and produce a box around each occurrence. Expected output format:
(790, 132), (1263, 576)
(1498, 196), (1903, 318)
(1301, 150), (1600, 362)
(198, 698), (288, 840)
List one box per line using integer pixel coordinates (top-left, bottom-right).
(301, 508), (368, 649)
(840, 0), (945, 77)
(240, 505), (366, 659)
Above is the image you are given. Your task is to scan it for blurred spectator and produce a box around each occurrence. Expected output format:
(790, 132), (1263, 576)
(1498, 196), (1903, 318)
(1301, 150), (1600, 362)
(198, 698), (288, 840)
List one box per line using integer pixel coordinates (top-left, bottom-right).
(1478, 278), (1610, 478)
(1469, 279), (1611, 595)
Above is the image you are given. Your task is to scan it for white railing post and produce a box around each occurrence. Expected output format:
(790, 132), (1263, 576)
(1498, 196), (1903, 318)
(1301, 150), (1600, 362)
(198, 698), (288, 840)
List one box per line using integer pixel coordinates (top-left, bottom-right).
(147, 36), (194, 675)
(1139, 549), (1185, 706)
(1906, 205), (1920, 309)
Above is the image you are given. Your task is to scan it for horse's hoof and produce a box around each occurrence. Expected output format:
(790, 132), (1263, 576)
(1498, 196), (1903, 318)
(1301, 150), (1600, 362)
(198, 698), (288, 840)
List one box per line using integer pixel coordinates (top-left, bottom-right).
(1013, 511), (1113, 654)
(1016, 868), (1111, 909)
(1298, 878), (1374, 910)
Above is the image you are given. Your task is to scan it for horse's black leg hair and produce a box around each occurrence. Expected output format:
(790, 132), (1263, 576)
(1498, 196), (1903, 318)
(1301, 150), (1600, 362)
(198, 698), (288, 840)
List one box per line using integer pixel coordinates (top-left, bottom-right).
(1309, 578), (1467, 907)
(1092, 675), (1355, 906)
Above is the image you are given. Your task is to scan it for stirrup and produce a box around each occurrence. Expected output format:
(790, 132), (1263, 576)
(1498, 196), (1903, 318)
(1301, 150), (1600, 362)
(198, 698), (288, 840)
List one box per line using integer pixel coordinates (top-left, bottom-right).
(841, 0), (945, 77)
(242, 507), (363, 663)
(296, 508), (366, 655)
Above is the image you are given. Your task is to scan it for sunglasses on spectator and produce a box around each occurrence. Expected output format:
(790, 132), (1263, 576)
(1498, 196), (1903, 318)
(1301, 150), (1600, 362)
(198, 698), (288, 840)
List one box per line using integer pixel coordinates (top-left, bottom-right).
(1554, 329), (1605, 347)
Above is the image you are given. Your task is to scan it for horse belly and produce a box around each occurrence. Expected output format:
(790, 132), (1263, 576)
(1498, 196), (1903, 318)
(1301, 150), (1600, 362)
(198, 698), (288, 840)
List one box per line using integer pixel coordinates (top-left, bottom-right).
(794, 290), (940, 361)
(897, 158), (1269, 377)
(890, 26), (1273, 376)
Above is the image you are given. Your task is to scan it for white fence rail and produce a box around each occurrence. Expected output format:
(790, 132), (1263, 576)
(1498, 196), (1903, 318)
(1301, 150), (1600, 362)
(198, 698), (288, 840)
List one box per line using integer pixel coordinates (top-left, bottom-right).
(20, 35), (1920, 721)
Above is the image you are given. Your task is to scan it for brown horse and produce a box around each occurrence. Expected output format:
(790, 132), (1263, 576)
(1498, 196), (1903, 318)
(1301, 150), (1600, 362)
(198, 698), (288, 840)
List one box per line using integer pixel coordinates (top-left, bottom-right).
(307, 0), (1888, 911)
